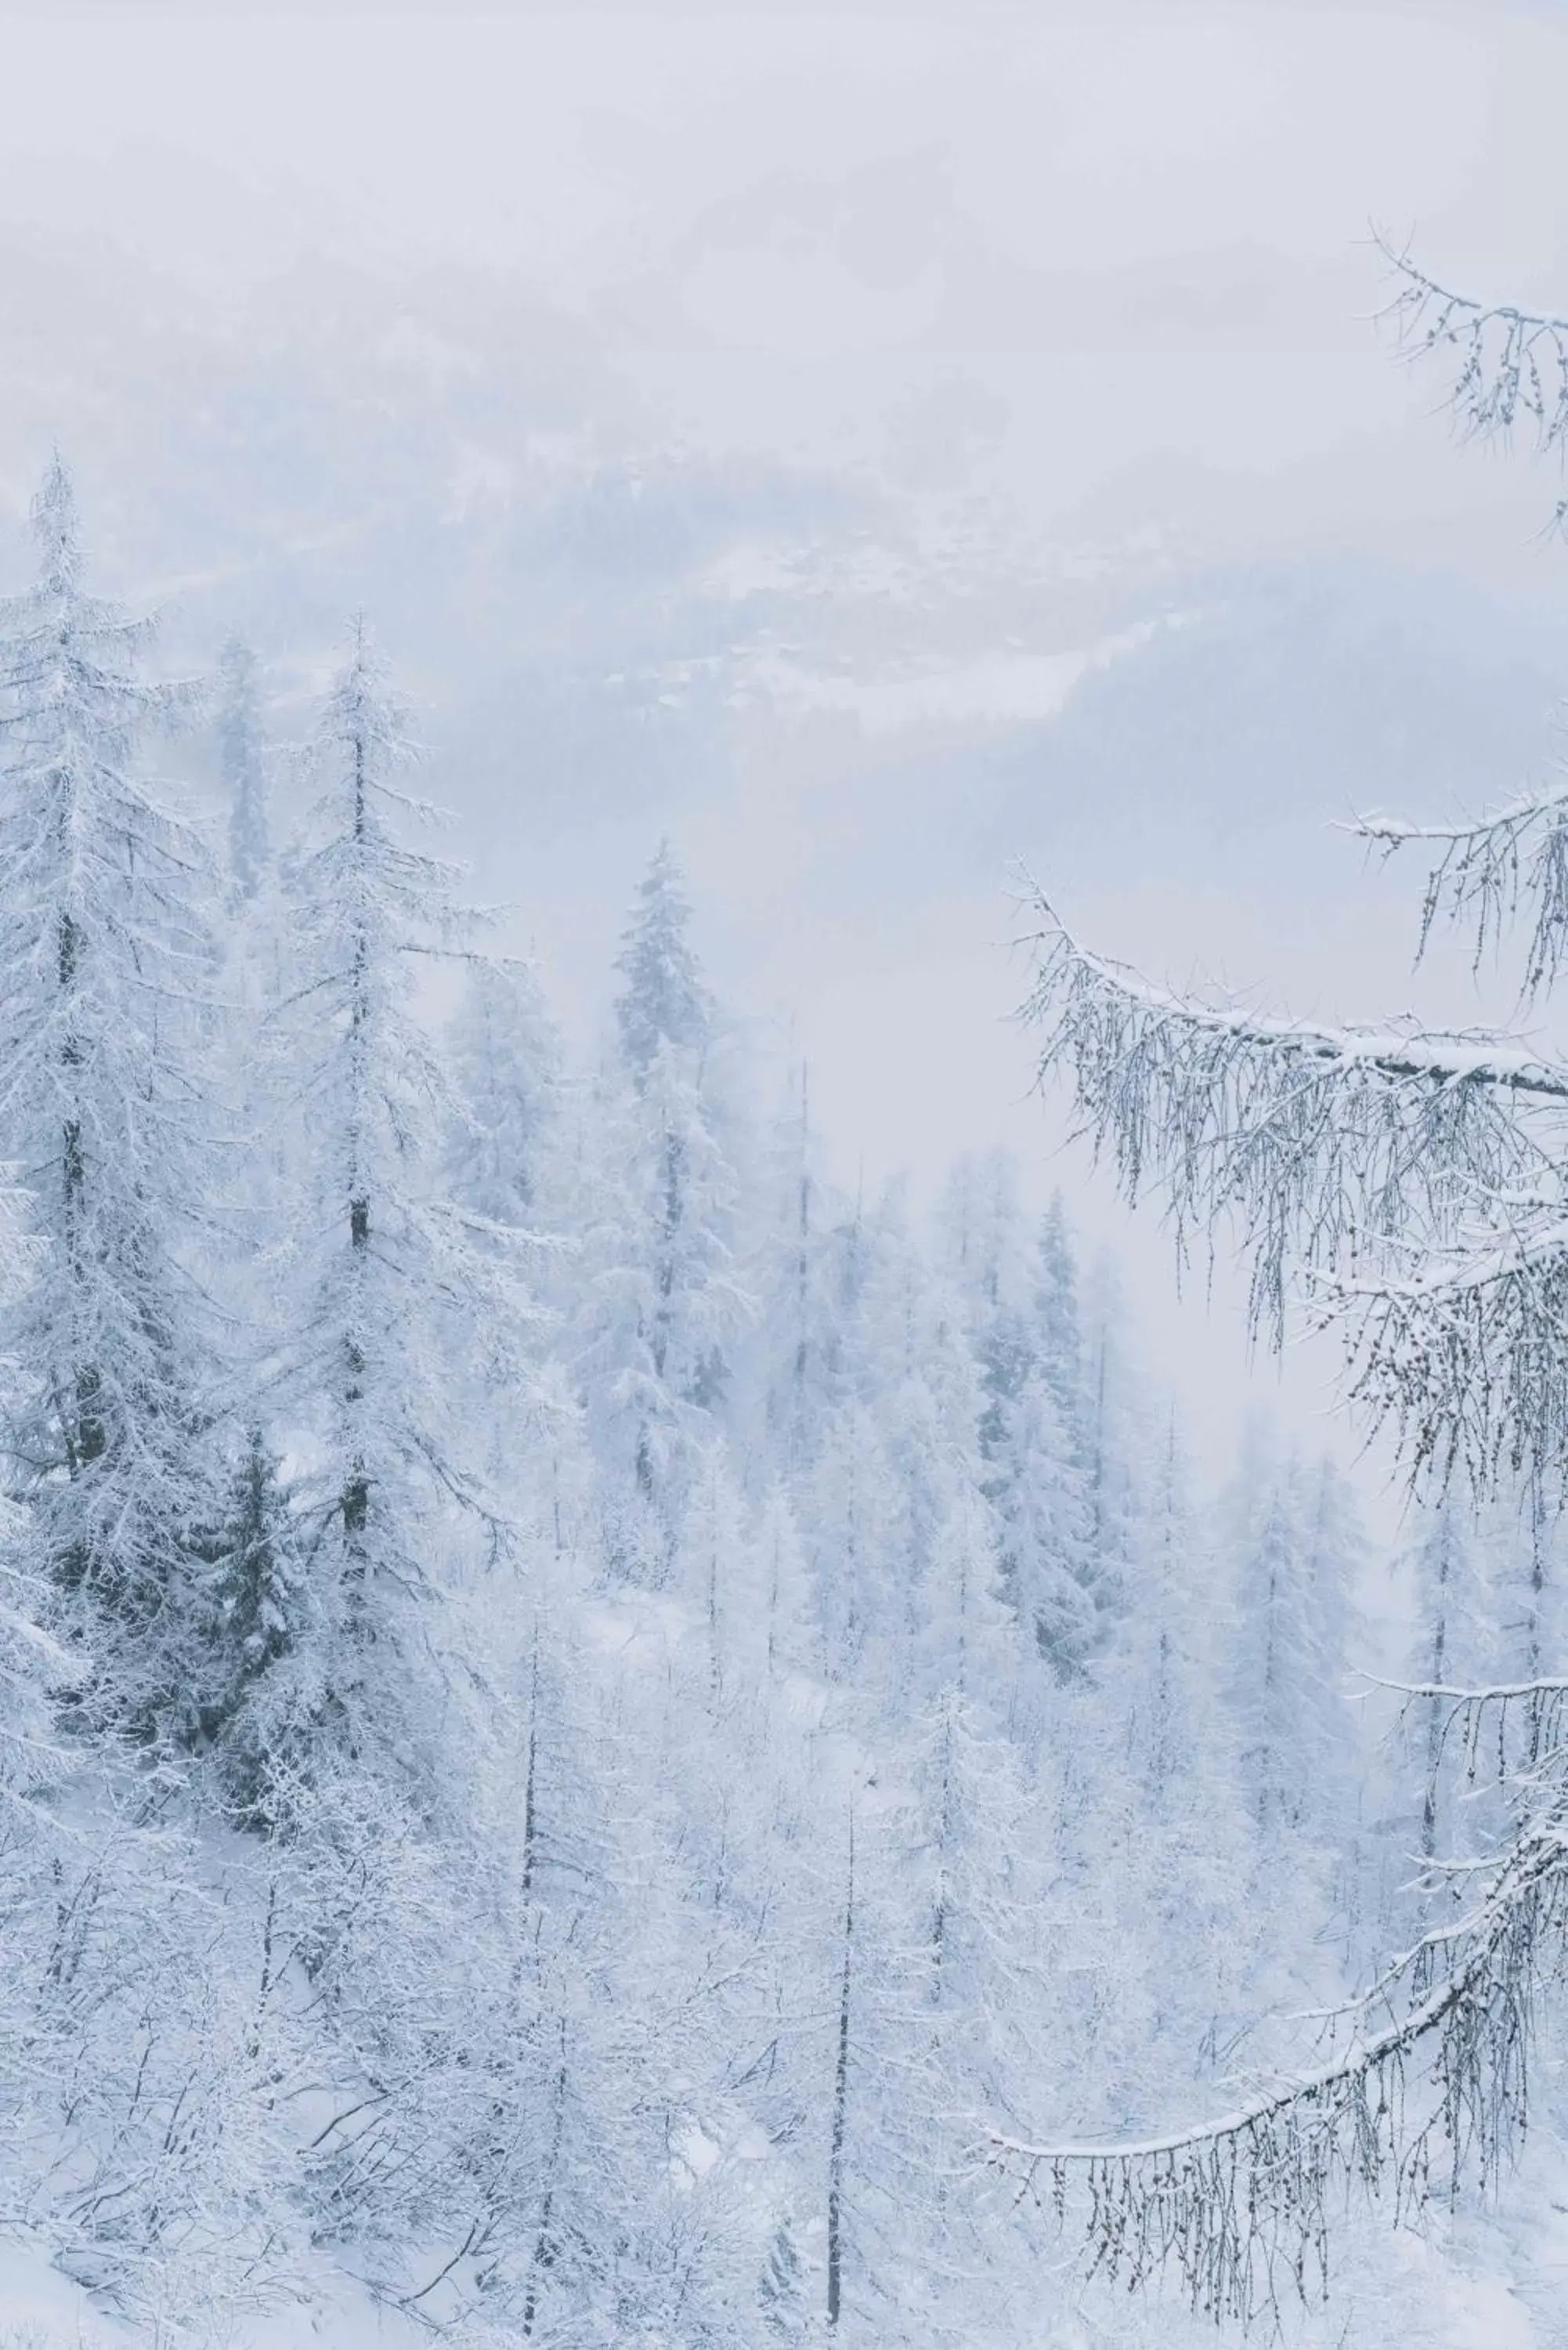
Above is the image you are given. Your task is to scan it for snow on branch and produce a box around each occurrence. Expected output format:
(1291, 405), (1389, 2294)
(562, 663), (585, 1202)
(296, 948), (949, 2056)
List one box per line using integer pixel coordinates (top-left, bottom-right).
(1378, 236), (1568, 458)
(1342, 1209), (1568, 1489)
(1367, 1670), (1568, 1794)
(1352, 776), (1568, 996)
(1342, 240), (1568, 988)
(992, 1797), (1568, 2326)
(1020, 894), (1565, 1367)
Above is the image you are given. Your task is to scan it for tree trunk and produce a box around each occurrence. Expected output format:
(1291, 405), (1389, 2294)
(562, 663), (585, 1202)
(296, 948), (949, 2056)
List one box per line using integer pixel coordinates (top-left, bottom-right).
(827, 1815), (854, 2327)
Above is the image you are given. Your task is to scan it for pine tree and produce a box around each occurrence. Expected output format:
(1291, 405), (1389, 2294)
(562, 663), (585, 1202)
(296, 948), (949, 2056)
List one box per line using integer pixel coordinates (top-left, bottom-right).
(975, 1198), (1101, 1682)
(578, 844), (746, 1569)
(0, 457), (223, 1743)
(268, 620), (524, 1777)
(201, 1426), (310, 1820)
(446, 954), (563, 1227)
(744, 1061), (846, 1489)
(1222, 1431), (1356, 1871)
(614, 837), (711, 1088)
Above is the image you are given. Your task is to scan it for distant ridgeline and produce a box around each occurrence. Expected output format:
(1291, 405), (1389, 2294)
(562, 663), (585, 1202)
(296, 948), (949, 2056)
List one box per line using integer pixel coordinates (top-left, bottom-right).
(0, 457), (1542, 2345)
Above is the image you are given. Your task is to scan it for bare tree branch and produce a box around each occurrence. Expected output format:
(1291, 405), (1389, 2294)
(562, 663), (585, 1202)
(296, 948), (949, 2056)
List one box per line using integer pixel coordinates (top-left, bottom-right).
(1377, 233), (1568, 457)
(1352, 776), (1568, 996)
(992, 1792), (1568, 2326)
(1021, 894), (1563, 1376)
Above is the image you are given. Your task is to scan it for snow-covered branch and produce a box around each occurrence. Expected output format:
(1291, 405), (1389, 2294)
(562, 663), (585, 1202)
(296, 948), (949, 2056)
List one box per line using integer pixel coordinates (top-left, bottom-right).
(1353, 776), (1568, 995)
(1378, 236), (1568, 457)
(1021, 896), (1565, 1389)
(1342, 1211), (1568, 1488)
(992, 1792), (1568, 2324)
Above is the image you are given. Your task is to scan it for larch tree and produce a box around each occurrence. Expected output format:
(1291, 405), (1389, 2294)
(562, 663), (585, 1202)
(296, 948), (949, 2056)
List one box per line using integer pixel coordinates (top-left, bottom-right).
(841, 1197), (992, 1712)
(440, 953), (566, 1513)
(744, 1061), (844, 1491)
(1102, 1415), (1265, 2102)
(1220, 1434), (1355, 1862)
(263, 620), (525, 1788)
(937, 1157), (1066, 1664)
(1403, 1499), (1490, 1863)
(980, 1206), (1128, 1686)
(578, 842), (747, 1574)
(217, 636), (269, 906)
(997, 248), (1568, 2323)
(445, 953), (563, 1229)
(1112, 1408), (1209, 1821)
(614, 836), (711, 1086)
(0, 456), (227, 1746)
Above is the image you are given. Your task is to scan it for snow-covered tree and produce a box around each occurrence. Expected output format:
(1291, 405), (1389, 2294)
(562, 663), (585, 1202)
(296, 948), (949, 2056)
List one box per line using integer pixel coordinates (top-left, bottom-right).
(1004, 244), (1568, 2322)
(1219, 1433), (1356, 1858)
(0, 457), (226, 1744)
(957, 1200), (1141, 1691)
(577, 844), (747, 1571)
(265, 621), (524, 1782)
(446, 954), (563, 1227)
(800, 1190), (1003, 1716)
(201, 1424), (310, 1820)
(615, 836), (711, 1087)
(0, 389), (1537, 2345)
(218, 637), (269, 904)
(743, 1061), (847, 1488)
(753, 1477), (816, 1689)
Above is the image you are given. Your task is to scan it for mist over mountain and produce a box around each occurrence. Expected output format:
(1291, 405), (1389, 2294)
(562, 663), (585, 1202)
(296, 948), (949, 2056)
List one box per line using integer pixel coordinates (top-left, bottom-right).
(0, 8), (1566, 2344)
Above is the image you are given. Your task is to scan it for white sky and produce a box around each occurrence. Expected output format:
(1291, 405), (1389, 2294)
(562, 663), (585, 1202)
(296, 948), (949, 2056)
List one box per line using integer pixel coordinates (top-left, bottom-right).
(2, 0), (1566, 1473)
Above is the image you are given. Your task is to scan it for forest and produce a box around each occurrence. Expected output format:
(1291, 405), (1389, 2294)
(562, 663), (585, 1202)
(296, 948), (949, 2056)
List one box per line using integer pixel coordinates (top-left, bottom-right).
(0, 419), (1561, 2350)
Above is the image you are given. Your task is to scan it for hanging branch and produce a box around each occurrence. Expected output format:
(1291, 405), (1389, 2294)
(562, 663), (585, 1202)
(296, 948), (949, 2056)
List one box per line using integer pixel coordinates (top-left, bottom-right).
(1021, 895), (1565, 1369)
(1013, 235), (1568, 2323)
(1353, 238), (1568, 989)
(1336, 1210), (1568, 1490)
(992, 1789), (1568, 2327)
(1377, 236), (1568, 459)
(1351, 779), (1568, 998)
(1369, 1670), (1568, 1802)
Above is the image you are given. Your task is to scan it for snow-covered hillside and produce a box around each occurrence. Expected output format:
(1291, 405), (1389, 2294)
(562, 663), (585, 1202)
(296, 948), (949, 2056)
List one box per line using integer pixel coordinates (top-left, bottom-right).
(0, 464), (1557, 2348)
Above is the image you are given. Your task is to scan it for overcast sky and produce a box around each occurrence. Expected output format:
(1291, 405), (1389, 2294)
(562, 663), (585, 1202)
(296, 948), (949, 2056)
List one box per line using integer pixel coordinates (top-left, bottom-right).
(5, 0), (1568, 1468)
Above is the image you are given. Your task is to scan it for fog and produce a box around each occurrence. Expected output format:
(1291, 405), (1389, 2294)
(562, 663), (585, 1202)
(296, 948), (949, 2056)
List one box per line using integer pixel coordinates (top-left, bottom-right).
(5, 0), (1567, 1460)
(5, 13), (1568, 2341)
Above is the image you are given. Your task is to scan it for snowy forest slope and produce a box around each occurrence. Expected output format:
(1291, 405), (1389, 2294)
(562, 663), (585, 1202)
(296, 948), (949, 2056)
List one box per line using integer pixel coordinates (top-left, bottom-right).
(0, 463), (1555, 2347)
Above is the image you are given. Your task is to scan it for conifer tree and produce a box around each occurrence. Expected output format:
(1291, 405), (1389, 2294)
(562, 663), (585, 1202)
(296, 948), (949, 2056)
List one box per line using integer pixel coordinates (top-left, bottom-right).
(753, 1479), (816, 1689)
(973, 1198), (1102, 1681)
(0, 457), (222, 1742)
(1399, 1498), (1494, 1862)
(217, 637), (269, 904)
(579, 844), (746, 1568)
(268, 621), (523, 1776)
(1223, 1434), (1335, 1844)
(446, 954), (563, 1227)
(614, 837), (711, 1086)
(1093, 1413), (1261, 2083)
(1006, 241), (1568, 2319)
(202, 1425), (310, 1818)
(744, 1061), (846, 1488)
(940, 1159), (1032, 1526)
(1113, 1411), (1216, 1816)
